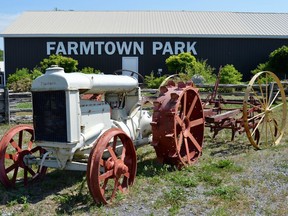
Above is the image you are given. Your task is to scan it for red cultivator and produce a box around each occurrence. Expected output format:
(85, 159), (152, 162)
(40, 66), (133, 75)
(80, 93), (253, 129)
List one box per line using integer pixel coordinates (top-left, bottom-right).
(0, 66), (286, 205)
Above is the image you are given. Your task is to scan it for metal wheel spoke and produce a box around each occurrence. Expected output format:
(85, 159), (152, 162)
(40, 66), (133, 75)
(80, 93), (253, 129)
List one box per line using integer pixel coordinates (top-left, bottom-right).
(187, 96), (198, 118)
(107, 146), (118, 161)
(5, 153), (17, 160)
(269, 102), (283, 111)
(111, 179), (120, 199)
(24, 168), (28, 185)
(247, 111), (265, 122)
(187, 133), (202, 152)
(177, 133), (183, 151)
(11, 167), (19, 184)
(183, 92), (187, 115)
(251, 87), (265, 108)
(10, 139), (22, 152)
(5, 163), (18, 174)
(268, 119), (276, 144)
(175, 114), (183, 126)
(189, 118), (204, 128)
(251, 114), (266, 137)
(27, 140), (33, 150)
(26, 166), (36, 176)
(18, 131), (23, 149)
(268, 90), (280, 109)
(184, 138), (191, 164)
(99, 170), (114, 181)
(101, 178), (109, 195)
(112, 136), (118, 151)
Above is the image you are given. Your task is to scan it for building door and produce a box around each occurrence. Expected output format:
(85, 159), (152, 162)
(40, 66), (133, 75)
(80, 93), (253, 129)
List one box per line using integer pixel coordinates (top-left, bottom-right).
(122, 57), (139, 79)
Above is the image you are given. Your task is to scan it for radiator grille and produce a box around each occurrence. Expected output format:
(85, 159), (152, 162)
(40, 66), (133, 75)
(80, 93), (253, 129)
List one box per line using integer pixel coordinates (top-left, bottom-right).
(32, 91), (67, 142)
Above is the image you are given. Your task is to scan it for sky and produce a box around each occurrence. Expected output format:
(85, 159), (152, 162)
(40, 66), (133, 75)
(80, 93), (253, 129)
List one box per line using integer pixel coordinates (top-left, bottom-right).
(0, 0), (288, 50)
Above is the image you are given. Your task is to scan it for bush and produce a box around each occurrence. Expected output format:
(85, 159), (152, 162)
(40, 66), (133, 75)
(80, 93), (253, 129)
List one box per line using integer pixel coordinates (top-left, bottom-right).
(7, 68), (43, 92)
(80, 67), (101, 74)
(39, 54), (78, 73)
(185, 59), (216, 84)
(219, 64), (242, 84)
(252, 45), (288, 79)
(268, 45), (288, 77)
(144, 72), (167, 89)
(165, 52), (197, 73)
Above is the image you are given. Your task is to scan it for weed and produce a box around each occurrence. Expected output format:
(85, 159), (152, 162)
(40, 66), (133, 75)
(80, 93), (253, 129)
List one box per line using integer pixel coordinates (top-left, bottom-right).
(205, 185), (240, 201)
(154, 187), (186, 215)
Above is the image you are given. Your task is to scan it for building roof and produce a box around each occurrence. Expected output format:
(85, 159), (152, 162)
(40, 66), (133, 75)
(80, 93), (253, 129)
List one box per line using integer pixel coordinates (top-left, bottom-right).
(2, 11), (288, 38)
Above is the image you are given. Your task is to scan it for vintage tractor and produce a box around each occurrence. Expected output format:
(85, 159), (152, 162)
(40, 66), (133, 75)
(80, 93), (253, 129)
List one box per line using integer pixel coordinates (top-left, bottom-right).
(0, 66), (286, 204)
(0, 66), (203, 204)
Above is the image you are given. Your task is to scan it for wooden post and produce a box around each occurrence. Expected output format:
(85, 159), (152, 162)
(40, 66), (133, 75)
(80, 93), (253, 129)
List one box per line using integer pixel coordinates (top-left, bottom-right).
(4, 88), (10, 124)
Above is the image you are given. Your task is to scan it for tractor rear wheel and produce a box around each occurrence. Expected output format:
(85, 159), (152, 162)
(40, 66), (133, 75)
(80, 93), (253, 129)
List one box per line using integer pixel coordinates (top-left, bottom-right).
(151, 82), (204, 169)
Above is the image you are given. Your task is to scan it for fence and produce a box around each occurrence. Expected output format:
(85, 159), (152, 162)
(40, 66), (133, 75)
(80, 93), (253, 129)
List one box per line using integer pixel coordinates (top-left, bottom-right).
(0, 89), (33, 124)
(1, 82), (287, 124)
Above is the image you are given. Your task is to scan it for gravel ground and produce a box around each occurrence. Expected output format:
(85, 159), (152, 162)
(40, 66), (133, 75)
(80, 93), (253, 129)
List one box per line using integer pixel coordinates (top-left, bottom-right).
(100, 144), (288, 216)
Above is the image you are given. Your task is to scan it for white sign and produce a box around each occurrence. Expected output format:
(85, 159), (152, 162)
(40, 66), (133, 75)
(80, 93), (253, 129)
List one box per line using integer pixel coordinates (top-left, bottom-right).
(46, 41), (197, 56)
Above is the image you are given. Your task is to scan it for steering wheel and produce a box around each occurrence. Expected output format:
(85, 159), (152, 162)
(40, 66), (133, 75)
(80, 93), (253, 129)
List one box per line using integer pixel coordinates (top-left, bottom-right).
(113, 69), (145, 84)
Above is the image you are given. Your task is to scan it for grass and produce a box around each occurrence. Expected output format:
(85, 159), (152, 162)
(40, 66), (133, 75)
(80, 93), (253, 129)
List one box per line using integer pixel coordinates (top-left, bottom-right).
(0, 93), (287, 215)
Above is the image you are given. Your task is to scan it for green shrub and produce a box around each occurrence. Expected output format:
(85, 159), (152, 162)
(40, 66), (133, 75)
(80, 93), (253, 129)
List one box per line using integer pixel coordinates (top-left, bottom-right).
(219, 64), (242, 84)
(166, 52), (216, 84)
(144, 72), (167, 89)
(39, 54), (78, 73)
(252, 45), (288, 79)
(268, 45), (288, 77)
(165, 52), (196, 73)
(7, 68), (43, 92)
(186, 59), (216, 84)
(80, 67), (101, 74)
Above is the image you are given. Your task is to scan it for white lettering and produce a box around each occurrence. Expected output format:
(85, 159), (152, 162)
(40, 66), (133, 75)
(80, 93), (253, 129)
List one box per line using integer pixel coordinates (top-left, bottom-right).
(45, 40), (197, 56)
(187, 41), (197, 55)
(56, 42), (67, 55)
(95, 42), (105, 55)
(105, 42), (116, 55)
(174, 42), (185, 54)
(162, 42), (173, 55)
(116, 41), (132, 55)
(47, 42), (56, 55)
(152, 42), (163, 55)
(80, 41), (94, 55)
(133, 42), (144, 55)
(68, 42), (78, 55)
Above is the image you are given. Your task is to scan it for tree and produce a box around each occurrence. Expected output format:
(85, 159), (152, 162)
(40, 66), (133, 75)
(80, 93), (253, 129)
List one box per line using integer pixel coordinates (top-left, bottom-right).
(267, 45), (288, 78)
(165, 52), (196, 73)
(166, 52), (216, 84)
(219, 64), (242, 84)
(39, 54), (78, 73)
(252, 45), (288, 79)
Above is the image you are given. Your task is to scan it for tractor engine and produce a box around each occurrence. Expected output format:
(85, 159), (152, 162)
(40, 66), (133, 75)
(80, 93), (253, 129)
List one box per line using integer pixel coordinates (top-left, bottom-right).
(31, 66), (152, 169)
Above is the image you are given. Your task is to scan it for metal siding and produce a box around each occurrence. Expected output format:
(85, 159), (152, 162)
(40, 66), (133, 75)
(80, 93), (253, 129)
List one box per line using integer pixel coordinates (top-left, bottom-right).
(2, 11), (288, 38)
(4, 37), (288, 81)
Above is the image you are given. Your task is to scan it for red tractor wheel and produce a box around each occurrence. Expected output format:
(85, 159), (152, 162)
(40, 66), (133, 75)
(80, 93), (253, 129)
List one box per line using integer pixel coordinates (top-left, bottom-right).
(0, 125), (47, 187)
(151, 82), (204, 169)
(87, 128), (137, 204)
